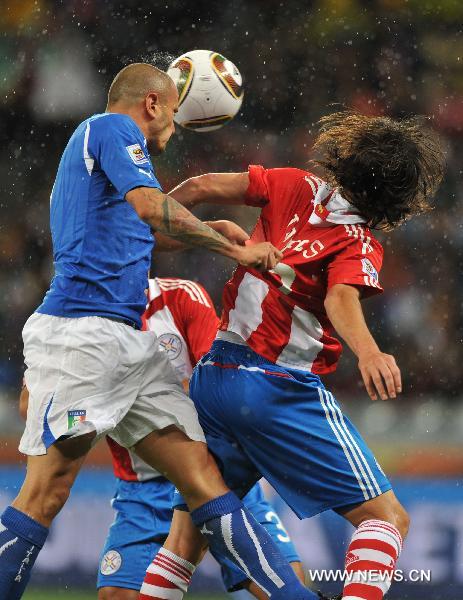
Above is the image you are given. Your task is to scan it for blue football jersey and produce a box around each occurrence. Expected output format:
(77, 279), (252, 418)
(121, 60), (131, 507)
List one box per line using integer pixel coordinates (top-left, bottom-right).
(37, 113), (162, 328)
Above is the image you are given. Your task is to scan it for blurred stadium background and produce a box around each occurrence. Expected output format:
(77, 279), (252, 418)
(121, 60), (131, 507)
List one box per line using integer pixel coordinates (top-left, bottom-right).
(0, 1), (462, 599)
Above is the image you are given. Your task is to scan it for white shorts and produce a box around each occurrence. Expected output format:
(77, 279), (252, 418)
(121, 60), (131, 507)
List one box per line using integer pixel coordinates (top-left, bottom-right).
(20, 313), (205, 455)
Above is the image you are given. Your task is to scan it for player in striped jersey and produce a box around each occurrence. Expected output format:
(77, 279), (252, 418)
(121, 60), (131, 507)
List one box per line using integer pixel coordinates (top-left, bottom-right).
(141, 112), (444, 600)
(96, 277), (303, 599)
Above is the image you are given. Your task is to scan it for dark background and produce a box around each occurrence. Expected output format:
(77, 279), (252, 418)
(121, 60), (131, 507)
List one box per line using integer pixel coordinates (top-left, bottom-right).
(1, 2), (462, 598)
(1, 0), (462, 407)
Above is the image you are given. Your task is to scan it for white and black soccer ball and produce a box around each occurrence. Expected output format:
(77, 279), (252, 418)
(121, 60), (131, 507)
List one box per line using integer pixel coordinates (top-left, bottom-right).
(167, 49), (243, 132)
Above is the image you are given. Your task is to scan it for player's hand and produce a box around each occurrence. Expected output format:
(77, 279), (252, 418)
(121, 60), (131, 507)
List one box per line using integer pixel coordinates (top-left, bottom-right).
(234, 242), (283, 272)
(358, 350), (402, 401)
(205, 220), (249, 245)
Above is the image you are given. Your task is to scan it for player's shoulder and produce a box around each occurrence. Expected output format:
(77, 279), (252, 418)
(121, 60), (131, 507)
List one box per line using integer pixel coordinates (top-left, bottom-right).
(263, 167), (325, 197)
(254, 165), (312, 182)
(154, 278), (213, 308)
(331, 223), (383, 255)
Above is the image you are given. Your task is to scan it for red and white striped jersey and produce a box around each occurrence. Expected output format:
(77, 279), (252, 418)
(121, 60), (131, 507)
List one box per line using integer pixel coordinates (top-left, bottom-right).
(219, 165), (384, 375)
(107, 277), (219, 481)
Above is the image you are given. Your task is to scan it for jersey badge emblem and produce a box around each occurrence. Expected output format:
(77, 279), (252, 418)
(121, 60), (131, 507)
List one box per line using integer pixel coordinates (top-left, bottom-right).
(361, 258), (378, 281)
(100, 550), (122, 575)
(315, 204), (329, 219)
(158, 333), (182, 360)
(67, 410), (86, 429)
(126, 143), (149, 165)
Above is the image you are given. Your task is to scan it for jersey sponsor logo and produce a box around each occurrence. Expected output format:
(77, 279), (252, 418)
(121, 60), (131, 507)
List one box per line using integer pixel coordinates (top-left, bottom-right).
(67, 409), (86, 429)
(200, 523), (214, 536)
(345, 551), (360, 567)
(100, 549), (122, 575)
(126, 143), (149, 165)
(361, 258), (378, 281)
(158, 333), (183, 360)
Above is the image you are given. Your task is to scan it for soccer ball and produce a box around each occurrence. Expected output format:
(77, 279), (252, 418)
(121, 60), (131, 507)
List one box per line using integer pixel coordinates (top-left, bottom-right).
(167, 49), (243, 132)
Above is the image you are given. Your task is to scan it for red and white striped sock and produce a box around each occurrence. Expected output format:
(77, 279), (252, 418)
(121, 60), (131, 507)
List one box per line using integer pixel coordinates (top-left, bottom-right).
(139, 547), (195, 600)
(342, 519), (403, 600)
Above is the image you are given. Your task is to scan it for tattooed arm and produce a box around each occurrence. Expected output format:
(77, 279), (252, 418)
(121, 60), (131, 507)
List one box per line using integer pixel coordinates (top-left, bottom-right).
(126, 187), (281, 270)
(155, 220), (249, 252)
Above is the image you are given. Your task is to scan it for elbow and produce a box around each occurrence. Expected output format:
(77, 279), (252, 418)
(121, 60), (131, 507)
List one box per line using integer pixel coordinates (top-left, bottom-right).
(129, 195), (159, 223)
(134, 203), (155, 223)
(324, 284), (359, 316)
(324, 294), (337, 321)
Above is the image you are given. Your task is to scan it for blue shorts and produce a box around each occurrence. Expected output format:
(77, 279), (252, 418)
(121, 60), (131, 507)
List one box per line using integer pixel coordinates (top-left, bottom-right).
(97, 478), (173, 591)
(188, 341), (391, 519)
(97, 477), (300, 592)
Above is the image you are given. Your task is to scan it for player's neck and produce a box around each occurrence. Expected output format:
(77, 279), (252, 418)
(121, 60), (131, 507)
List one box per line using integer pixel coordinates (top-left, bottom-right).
(106, 103), (149, 138)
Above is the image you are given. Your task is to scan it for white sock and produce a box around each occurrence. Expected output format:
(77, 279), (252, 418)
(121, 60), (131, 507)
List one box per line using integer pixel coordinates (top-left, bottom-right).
(139, 547), (195, 600)
(342, 519), (402, 599)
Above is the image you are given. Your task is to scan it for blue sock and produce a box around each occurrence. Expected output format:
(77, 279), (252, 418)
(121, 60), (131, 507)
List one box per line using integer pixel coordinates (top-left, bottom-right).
(0, 506), (49, 600)
(191, 492), (317, 599)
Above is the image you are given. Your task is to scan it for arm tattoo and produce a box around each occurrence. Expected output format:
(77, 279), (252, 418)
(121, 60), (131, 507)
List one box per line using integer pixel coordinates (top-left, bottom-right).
(154, 193), (234, 255)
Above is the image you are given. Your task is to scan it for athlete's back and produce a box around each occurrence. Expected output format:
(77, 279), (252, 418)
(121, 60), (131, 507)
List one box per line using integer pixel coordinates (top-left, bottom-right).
(38, 112), (161, 328)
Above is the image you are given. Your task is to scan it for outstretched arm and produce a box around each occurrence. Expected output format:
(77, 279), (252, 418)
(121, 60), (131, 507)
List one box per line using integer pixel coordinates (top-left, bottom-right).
(167, 172), (250, 209)
(126, 186), (278, 270)
(155, 220), (249, 252)
(325, 284), (402, 401)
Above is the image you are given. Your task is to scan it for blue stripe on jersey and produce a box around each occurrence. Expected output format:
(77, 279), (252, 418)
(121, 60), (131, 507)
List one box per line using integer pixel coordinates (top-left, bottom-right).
(37, 113), (161, 328)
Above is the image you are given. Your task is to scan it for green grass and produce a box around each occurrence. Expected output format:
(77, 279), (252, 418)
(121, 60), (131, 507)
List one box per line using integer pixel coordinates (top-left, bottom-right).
(24, 591), (226, 600)
(24, 591), (95, 600)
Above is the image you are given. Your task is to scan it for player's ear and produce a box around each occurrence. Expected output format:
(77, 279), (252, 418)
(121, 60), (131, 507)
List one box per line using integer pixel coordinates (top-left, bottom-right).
(145, 92), (159, 118)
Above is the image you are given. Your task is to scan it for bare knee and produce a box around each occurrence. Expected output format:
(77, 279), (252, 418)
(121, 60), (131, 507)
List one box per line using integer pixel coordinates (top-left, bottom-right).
(341, 491), (410, 540)
(178, 452), (228, 508)
(98, 587), (139, 600)
(390, 502), (410, 538)
(362, 500), (410, 539)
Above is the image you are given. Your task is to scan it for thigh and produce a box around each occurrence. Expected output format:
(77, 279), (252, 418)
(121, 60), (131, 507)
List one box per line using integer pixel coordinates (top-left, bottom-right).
(111, 344), (205, 449)
(97, 479), (172, 591)
(133, 427), (228, 509)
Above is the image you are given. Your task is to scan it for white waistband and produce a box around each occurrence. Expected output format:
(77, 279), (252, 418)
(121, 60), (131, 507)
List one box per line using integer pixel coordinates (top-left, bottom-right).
(215, 330), (248, 346)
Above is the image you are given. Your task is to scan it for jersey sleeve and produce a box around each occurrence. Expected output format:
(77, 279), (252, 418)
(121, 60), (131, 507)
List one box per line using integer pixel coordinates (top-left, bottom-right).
(326, 229), (384, 298)
(178, 284), (220, 364)
(88, 114), (162, 197)
(245, 165), (309, 208)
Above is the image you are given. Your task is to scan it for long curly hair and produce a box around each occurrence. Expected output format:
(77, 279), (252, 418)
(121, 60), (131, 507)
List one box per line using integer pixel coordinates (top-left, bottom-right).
(312, 111), (445, 230)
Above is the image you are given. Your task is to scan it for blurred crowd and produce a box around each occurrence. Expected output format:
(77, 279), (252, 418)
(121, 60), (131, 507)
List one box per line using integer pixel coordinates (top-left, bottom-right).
(0, 0), (462, 423)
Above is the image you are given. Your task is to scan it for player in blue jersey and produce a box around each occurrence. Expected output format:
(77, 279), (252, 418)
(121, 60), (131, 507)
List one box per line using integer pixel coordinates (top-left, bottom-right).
(0, 63), (314, 600)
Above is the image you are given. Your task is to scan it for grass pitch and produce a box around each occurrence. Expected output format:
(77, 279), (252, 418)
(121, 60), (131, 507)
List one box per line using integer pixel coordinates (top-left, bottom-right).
(24, 591), (227, 600)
